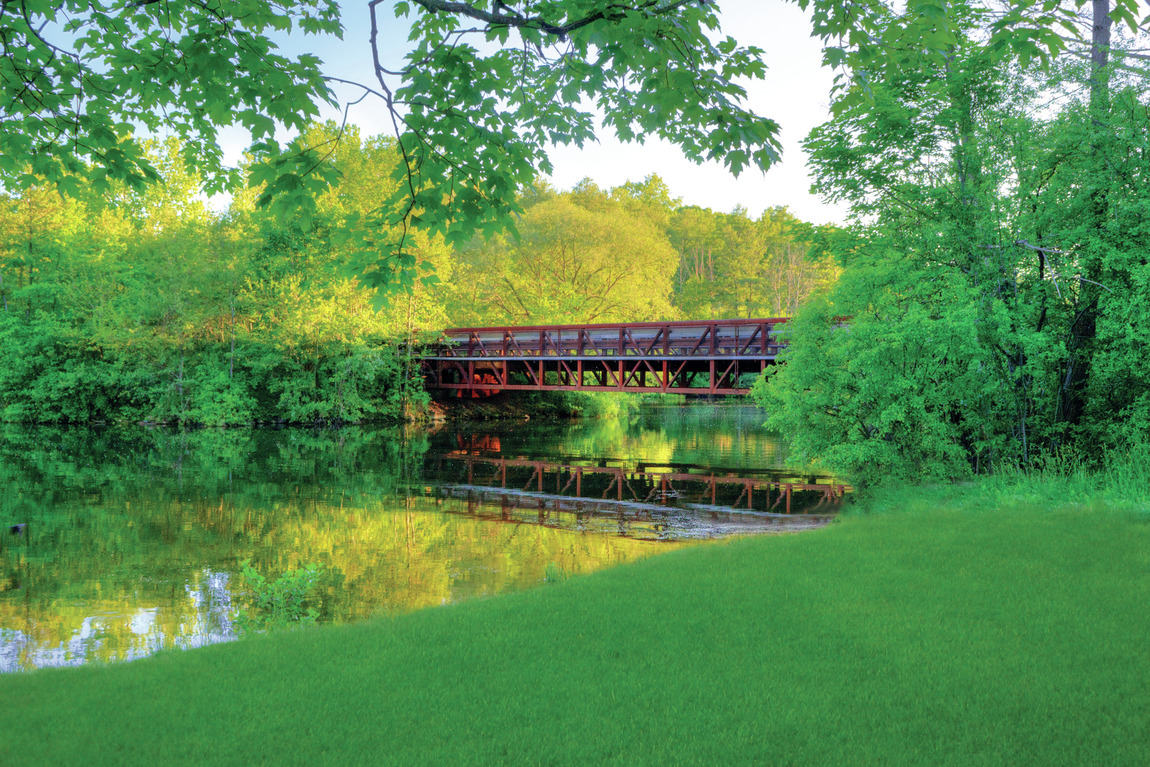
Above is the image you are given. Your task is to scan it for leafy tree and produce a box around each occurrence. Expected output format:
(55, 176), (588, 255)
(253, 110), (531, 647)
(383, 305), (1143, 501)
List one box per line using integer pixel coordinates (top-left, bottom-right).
(451, 184), (677, 325)
(3, 1), (779, 292)
(363, 1), (778, 280)
(1, 0), (340, 194)
(757, 0), (1150, 484)
(0, 130), (436, 426)
(752, 250), (995, 487)
(668, 205), (838, 319)
(8, 0), (1124, 298)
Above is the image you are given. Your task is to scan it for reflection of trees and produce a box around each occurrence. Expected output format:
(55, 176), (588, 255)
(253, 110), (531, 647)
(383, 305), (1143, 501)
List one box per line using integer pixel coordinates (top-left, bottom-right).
(0, 569), (235, 672)
(0, 425), (669, 670)
(432, 403), (788, 472)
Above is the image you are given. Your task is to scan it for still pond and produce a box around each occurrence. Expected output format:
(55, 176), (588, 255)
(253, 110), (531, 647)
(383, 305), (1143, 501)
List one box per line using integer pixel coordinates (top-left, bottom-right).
(0, 403), (844, 672)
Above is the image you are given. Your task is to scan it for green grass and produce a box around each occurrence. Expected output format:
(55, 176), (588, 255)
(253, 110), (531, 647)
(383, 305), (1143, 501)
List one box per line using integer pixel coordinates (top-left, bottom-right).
(4, 489), (1149, 766)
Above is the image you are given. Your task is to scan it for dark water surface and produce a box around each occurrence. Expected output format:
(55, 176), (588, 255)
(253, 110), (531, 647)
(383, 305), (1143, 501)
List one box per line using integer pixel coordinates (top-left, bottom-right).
(0, 403), (842, 671)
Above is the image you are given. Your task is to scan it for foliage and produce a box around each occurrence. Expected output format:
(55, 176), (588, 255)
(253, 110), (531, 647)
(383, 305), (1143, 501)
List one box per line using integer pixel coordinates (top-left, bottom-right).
(235, 559), (323, 633)
(754, 254), (996, 486)
(757, 3), (1150, 485)
(449, 175), (834, 327)
(1, 0), (339, 197)
(0, 131), (441, 425)
(449, 182), (677, 325)
(361, 1), (779, 290)
(6, 0), (1137, 299)
(542, 562), (569, 584)
(670, 205), (839, 318)
(1, 120), (837, 426)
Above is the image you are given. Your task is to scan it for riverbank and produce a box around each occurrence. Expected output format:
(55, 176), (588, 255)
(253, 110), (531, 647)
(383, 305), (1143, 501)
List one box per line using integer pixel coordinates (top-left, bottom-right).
(427, 389), (657, 422)
(4, 477), (1147, 766)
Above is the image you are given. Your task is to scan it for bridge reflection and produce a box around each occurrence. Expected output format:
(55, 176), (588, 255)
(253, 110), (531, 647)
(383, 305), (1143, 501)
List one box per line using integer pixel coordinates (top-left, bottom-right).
(421, 453), (848, 540)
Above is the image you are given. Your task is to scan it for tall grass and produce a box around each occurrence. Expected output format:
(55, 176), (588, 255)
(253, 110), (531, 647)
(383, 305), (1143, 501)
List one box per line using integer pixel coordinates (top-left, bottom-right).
(854, 446), (1150, 519)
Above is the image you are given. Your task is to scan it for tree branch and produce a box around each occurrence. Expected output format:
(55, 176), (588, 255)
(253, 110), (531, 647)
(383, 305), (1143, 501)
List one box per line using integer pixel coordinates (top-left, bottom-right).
(409, 0), (708, 40)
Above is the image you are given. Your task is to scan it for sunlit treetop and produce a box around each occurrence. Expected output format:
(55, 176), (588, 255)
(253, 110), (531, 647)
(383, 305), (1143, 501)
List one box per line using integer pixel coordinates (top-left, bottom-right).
(1, 0), (780, 292)
(5, 0), (1141, 294)
(330, 0), (782, 293)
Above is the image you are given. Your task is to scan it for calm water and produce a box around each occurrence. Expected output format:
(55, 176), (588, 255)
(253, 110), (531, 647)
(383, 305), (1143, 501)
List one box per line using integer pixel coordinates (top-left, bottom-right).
(0, 403), (842, 672)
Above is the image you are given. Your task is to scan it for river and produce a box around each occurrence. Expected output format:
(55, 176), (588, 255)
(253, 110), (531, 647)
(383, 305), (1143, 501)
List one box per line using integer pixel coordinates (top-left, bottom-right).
(0, 403), (844, 672)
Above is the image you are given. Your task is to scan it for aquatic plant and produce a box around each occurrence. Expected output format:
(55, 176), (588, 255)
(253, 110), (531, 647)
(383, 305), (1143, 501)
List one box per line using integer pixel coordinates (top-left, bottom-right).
(543, 562), (569, 584)
(236, 560), (323, 633)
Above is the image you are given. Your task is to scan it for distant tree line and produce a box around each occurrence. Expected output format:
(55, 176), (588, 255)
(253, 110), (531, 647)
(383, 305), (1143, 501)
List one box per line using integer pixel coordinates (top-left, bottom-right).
(446, 175), (838, 327)
(0, 124), (833, 425)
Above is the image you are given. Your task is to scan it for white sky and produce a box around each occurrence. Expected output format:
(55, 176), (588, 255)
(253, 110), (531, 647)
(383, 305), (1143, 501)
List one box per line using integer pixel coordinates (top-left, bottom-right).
(247, 0), (847, 225)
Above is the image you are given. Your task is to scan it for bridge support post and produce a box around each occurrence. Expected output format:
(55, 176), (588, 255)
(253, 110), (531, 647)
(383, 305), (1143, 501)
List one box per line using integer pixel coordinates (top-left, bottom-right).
(425, 318), (788, 396)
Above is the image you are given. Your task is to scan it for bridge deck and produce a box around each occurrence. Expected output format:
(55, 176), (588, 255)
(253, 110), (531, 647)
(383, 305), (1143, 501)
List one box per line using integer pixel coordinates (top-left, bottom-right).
(423, 318), (788, 395)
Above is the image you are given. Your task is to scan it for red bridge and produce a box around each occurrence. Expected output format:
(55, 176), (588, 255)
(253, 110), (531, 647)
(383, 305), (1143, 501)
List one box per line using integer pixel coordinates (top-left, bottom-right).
(422, 318), (787, 396)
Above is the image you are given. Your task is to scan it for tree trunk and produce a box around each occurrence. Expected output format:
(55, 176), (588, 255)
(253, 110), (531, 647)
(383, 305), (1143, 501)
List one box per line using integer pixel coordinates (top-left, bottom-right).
(1059, 0), (1111, 429)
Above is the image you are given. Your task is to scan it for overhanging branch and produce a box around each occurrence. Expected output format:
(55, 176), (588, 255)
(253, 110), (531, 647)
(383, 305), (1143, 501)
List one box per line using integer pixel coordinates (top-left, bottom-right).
(409, 0), (708, 40)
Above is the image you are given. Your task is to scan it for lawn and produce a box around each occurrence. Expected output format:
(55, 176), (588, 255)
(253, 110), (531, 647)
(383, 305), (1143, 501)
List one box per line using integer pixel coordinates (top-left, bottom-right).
(3, 489), (1148, 766)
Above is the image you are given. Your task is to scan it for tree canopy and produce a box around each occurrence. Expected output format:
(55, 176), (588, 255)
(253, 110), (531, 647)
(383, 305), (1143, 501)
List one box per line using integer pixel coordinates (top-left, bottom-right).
(2, 0), (783, 291)
(0, 130), (828, 425)
(1, 0), (340, 194)
(7, 0), (1141, 293)
(754, 0), (1150, 484)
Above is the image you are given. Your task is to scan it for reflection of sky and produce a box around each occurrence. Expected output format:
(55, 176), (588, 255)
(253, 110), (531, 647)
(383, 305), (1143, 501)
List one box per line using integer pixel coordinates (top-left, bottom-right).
(1, 570), (236, 673)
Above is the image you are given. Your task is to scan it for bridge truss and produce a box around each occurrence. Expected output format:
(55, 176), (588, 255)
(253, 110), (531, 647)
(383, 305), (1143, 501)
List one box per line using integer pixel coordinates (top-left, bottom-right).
(422, 318), (788, 396)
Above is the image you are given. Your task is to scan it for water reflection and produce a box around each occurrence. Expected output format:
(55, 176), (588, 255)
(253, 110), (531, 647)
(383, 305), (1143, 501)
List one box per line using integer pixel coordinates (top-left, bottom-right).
(0, 404), (842, 671)
(423, 454), (844, 540)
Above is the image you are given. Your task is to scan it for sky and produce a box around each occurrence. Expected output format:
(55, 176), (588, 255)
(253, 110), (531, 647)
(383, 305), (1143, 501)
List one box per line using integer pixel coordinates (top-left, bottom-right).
(242, 0), (848, 225)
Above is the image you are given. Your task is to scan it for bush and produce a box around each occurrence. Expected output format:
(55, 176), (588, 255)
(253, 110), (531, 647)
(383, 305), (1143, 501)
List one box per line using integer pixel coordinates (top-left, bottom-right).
(235, 559), (324, 633)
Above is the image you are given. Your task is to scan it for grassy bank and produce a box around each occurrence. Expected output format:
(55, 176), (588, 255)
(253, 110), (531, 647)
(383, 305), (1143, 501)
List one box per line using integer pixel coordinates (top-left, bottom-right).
(4, 485), (1148, 766)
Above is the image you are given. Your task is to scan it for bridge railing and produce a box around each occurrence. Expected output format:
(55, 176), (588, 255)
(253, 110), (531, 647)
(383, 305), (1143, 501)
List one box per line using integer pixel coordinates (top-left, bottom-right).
(421, 318), (790, 395)
(422, 318), (789, 361)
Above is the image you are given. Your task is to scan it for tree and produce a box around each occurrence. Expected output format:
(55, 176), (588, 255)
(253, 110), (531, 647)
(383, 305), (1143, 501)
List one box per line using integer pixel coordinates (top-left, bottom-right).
(754, 208), (839, 316)
(6, 0), (1136, 303)
(451, 185), (677, 325)
(667, 204), (837, 319)
(335, 0), (782, 291)
(1, 0), (340, 194)
(0, 128), (441, 425)
(756, 0), (1150, 484)
(3, 0), (778, 292)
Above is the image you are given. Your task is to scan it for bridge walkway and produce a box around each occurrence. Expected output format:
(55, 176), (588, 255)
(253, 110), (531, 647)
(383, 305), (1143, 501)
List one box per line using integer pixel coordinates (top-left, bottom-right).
(421, 318), (788, 396)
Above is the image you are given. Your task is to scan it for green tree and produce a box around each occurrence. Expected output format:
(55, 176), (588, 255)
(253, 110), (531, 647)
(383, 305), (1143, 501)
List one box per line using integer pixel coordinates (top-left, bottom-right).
(0, 129), (442, 426)
(668, 205), (837, 320)
(1, 0), (340, 194)
(451, 186), (678, 325)
(757, 1), (1150, 483)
